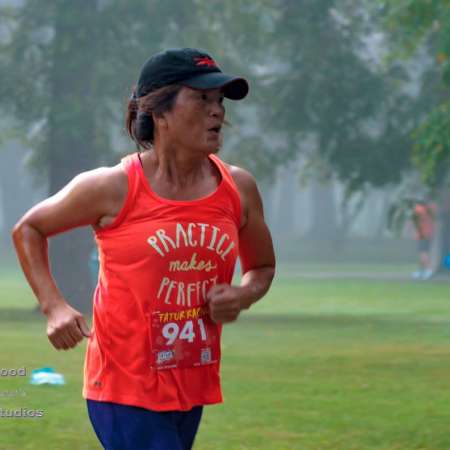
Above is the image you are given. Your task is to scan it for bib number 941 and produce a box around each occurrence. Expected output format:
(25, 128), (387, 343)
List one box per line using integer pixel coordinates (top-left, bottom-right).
(162, 319), (207, 345)
(150, 307), (220, 370)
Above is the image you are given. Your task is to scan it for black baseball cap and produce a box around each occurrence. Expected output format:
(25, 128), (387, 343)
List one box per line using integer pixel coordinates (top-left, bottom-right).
(135, 48), (249, 100)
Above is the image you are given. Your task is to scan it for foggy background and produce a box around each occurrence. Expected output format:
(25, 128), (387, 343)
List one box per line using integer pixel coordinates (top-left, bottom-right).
(1, 0), (449, 313)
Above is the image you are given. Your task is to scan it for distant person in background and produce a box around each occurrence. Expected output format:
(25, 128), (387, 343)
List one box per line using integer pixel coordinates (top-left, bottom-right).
(411, 199), (437, 280)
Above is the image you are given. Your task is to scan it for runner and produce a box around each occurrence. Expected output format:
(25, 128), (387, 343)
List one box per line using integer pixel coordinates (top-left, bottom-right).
(11, 47), (276, 450)
(411, 198), (436, 280)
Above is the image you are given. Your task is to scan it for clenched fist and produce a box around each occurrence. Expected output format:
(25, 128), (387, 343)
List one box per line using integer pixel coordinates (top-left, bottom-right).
(206, 284), (250, 324)
(45, 301), (91, 350)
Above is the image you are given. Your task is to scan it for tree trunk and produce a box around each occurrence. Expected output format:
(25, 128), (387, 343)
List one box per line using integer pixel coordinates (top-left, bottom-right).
(47, 1), (100, 313)
(434, 187), (450, 274)
(307, 179), (338, 239)
(274, 167), (297, 236)
(0, 143), (30, 252)
(258, 179), (276, 231)
(0, 143), (47, 260)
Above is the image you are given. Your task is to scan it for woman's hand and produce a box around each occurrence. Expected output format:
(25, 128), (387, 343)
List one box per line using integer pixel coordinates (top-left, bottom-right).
(45, 301), (91, 350)
(206, 284), (249, 324)
(11, 166), (126, 350)
(205, 164), (276, 326)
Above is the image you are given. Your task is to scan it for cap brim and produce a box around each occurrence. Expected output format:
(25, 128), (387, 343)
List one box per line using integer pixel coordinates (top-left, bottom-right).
(181, 72), (249, 100)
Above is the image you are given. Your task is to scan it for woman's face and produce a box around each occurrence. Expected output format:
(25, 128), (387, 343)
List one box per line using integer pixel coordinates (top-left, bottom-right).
(159, 86), (225, 154)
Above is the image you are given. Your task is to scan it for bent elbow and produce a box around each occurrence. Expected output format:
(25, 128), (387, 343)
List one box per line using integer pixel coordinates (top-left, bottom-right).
(11, 219), (41, 248)
(11, 219), (26, 246)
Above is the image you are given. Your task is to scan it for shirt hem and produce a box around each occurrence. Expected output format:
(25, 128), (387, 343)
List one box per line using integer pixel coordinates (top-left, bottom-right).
(82, 388), (223, 412)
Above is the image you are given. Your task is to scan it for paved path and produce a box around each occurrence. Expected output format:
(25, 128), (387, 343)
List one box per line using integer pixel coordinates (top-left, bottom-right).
(294, 272), (450, 282)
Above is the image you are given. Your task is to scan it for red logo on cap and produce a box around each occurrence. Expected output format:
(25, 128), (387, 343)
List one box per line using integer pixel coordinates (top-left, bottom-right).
(194, 56), (217, 68)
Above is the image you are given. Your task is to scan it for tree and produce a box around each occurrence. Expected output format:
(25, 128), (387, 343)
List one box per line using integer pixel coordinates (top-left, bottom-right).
(381, 0), (450, 269)
(2, 1), (102, 311)
(198, 0), (430, 239)
(0, 0), (224, 312)
(0, 142), (43, 256)
(3, 0), (297, 311)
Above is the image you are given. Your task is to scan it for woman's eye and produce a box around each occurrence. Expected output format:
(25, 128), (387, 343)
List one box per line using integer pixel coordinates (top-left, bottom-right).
(199, 92), (223, 104)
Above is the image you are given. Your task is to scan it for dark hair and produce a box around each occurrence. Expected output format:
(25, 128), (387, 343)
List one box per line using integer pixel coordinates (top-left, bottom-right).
(125, 84), (182, 150)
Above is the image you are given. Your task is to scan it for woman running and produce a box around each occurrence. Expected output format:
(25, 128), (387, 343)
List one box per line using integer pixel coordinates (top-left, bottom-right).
(12, 47), (276, 450)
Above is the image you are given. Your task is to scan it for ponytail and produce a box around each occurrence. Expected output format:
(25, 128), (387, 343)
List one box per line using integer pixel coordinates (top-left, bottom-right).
(125, 85), (181, 151)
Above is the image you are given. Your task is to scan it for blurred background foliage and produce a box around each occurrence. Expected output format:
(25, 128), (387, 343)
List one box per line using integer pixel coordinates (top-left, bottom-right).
(0, 0), (449, 311)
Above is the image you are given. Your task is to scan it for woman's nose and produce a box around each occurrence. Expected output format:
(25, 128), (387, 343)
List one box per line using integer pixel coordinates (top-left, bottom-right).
(209, 101), (224, 118)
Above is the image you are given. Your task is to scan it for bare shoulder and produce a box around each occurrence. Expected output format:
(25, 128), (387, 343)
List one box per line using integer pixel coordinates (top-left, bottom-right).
(72, 163), (127, 194)
(70, 163), (128, 229)
(226, 164), (259, 197)
(62, 163), (128, 212)
(226, 163), (255, 184)
(89, 163), (127, 203)
(225, 163), (264, 228)
(16, 161), (130, 236)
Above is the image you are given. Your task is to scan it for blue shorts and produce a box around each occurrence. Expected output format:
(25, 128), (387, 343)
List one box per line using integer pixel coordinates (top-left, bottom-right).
(86, 399), (203, 450)
(417, 239), (431, 252)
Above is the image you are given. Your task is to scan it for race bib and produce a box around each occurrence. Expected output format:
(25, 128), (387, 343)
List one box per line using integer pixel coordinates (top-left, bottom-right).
(149, 306), (220, 370)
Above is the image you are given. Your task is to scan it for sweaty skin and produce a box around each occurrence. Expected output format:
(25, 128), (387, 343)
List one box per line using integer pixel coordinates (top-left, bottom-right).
(12, 86), (275, 351)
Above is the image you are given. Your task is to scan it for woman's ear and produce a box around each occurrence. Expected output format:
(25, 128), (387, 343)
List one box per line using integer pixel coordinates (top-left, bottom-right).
(153, 112), (169, 131)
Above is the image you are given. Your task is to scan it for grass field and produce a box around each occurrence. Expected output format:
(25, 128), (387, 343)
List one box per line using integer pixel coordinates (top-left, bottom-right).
(1, 266), (450, 449)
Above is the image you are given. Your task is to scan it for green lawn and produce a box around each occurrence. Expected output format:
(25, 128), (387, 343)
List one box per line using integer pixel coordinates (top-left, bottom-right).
(1, 267), (450, 449)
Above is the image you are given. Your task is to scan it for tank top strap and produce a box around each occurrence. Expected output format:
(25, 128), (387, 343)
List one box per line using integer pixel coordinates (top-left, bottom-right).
(95, 152), (141, 233)
(208, 153), (242, 228)
(121, 151), (141, 179)
(117, 152), (141, 222)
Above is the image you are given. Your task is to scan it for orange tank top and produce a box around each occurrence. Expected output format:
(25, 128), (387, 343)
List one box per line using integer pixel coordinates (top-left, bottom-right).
(82, 151), (241, 411)
(414, 203), (436, 240)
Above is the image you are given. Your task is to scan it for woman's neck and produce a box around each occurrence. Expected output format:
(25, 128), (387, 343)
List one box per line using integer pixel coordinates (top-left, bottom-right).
(143, 144), (211, 189)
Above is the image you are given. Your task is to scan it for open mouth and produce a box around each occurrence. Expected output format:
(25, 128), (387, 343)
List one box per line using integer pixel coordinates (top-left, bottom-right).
(208, 126), (221, 134)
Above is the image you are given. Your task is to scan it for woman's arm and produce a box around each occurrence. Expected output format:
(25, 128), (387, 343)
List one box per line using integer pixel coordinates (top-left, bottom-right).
(206, 167), (276, 323)
(11, 166), (127, 350)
